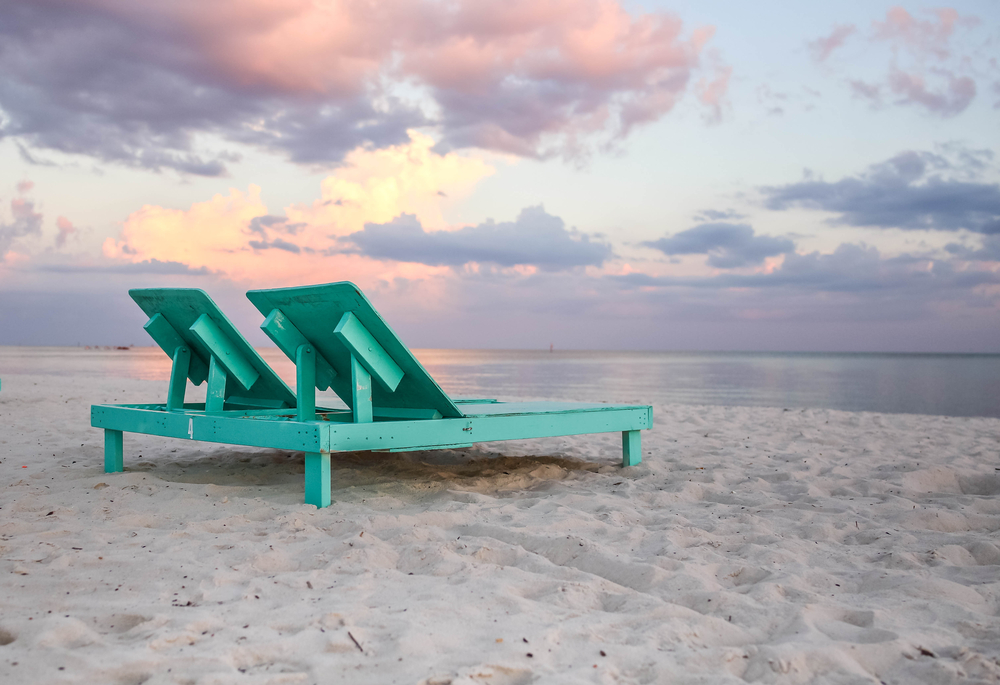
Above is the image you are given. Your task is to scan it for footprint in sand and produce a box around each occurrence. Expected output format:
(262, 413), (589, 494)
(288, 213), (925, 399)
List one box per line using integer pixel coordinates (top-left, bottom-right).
(809, 607), (898, 644)
(34, 617), (103, 649)
(957, 474), (1000, 496)
(92, 613), (151, 635)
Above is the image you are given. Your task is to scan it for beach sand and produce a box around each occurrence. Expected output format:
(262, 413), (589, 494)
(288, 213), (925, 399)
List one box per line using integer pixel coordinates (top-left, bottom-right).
(1, 372), (999, 684)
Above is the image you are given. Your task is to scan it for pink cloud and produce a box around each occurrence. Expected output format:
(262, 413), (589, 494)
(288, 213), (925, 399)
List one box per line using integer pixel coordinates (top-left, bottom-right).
(397, 1), (724, 155)
(887, 67), (976, 116)
(35, 0), (723, 163)
(1, 192), (43, 260)
(808, 24), (856, 62)
(824, 7), (984, 118)
(872, 7), (969, 60)
(696, 65), (732, 123)
(55, 216), (77, 248)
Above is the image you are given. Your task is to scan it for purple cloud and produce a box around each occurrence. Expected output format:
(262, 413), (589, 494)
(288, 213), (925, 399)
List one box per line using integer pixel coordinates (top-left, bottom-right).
(643, 223), (794, 268)
(341, 207), (611, 270)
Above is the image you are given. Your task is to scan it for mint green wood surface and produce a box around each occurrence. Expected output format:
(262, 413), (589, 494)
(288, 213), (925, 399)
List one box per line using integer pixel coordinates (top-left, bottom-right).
(261, 308), (337, 390)
(145, 313), (209, 384)
(350, 355), (373, 423)
(92, 403), (650, 454)
(334, 312), (404, 392)
(189, 313), (260, 391)
(131, 288), (295, 409)
(295, 344), (316, 422)
(105, 429), (123, 472)
(246, 283), (462, 418)
(304, 452), (331, 507)
(623, 430), (642, 466)
(166, 346), (190, 411)
(205, 356), (228, 413)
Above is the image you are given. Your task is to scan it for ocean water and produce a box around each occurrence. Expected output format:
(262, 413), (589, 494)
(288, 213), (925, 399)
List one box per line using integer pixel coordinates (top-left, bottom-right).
(2, 346), (999, 419)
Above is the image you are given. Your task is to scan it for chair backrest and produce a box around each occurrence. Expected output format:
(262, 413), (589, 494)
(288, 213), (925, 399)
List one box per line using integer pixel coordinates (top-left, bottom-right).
(247, 282), (464, 419)
(131, 288), (296, 409)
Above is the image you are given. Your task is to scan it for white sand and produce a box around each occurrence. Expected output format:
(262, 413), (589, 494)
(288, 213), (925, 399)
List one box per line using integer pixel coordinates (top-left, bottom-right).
(1, 372), (999, 685)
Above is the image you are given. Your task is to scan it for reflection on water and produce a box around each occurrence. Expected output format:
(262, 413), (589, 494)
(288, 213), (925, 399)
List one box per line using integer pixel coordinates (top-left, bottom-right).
(0, 345), (297, 383)
(2, 346), (998, 419)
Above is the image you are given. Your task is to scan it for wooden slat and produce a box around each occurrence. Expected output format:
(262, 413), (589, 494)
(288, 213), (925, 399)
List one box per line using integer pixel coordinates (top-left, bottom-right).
(333, 312), (404, 392)
(205, 356), (228, 413)
(351, 355), (373, 423)
(246, 283), (463, 418)
(166, 346), (190, 411)
(372, 407), (443, 420)
(226, 396), (288, 409)
(104, 429), (123, 472)
(304, 452), (331, 507)
(296, 344), (316, 422)
(261, 308), (337, 390)
(143, 313), (209, 385)
(189, 313), (260, 392)
(622, 430), (642, 466)
(91, 404), (326, 452)
(379, 443), (473, 453)
(131, 288), (295, 408)
(326, 404), (652, 452)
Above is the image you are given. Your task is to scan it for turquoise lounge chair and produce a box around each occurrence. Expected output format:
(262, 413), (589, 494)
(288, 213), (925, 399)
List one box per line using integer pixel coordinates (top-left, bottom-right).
(92, 284), (652, 507)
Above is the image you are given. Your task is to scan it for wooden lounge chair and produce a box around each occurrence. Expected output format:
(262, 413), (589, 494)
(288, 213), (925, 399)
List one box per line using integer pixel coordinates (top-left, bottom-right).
(92, 284), (652, 508)
(92, 287), (296, 471)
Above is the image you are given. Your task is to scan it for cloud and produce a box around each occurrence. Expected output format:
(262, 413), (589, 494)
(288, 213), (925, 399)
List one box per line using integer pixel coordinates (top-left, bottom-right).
(1, 190), (43, 260)
(945, 235), (1000, 262)
(849, 79), (882, 103)
(763, 149), (1000, 234)
(643, 222), (793, 268)
(248, 237), (303, 254)
(825, 8), (984, 118)
(694, 209), (745, 222)
(410, 241), (1000, 351)
(695, 65), (732, 124)
(885, 67), (975, 117)
(412, 6), (723, 158)
(247, 215), (306, 236)
(809, 24), (856, 62)
(340, 206), (611, 270)
(34, 258), (210, 275)
(103, 132), (494, 283)
(55, 216), (77, 247)
(610, 242), (1000, 312)
(872, 7), (967, 60)
(0, 0), (724, 174)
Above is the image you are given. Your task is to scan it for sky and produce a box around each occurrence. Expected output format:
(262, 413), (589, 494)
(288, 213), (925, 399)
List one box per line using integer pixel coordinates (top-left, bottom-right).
(1, 0), (998, 352)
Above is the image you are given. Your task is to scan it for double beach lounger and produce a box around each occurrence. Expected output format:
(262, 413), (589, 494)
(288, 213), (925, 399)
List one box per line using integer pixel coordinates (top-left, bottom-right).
(91, 283), (653, 507)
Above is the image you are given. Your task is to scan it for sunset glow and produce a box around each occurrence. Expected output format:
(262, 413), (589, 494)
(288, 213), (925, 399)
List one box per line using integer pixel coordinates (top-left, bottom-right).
(0, 1), (997, 351)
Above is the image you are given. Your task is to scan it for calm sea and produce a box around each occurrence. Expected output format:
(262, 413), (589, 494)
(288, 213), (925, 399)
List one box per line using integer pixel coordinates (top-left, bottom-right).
(2, 347), (999, 419)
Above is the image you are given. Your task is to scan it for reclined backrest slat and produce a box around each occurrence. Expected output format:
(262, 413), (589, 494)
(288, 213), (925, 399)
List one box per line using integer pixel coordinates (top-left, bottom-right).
(246, 282), (464, 419)
(131, 288), (295, 410)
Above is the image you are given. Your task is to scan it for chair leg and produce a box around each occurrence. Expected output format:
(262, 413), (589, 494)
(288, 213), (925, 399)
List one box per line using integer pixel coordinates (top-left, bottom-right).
(622, 430), (641, 467)
(304, 452), (331, 508)
(105, 430), (124, 472)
